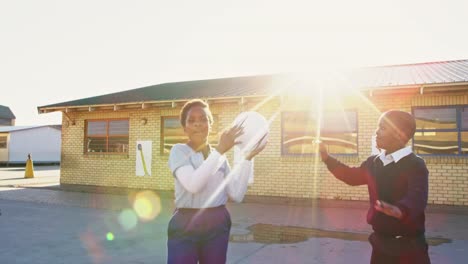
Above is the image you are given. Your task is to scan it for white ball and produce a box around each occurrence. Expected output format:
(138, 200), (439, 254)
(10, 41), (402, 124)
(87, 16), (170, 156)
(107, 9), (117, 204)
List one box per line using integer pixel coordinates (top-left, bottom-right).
(233, 111), (269, 152)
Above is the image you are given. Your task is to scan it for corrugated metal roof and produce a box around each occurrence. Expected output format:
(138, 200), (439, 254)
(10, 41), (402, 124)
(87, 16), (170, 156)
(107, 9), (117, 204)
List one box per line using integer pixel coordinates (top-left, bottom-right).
(38, 75), (289, 109)
(0, 105), (16, 119)
(38, 59), (468, 110)
(350, 59), (468, 88)
(0, 125), (61, 133)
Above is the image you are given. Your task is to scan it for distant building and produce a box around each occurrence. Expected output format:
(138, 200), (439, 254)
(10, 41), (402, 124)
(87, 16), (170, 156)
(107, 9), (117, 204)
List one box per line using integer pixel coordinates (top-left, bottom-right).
(0, 125), (61, 165)
(0, 105), (16, 126)
(38, 59), (468, 206)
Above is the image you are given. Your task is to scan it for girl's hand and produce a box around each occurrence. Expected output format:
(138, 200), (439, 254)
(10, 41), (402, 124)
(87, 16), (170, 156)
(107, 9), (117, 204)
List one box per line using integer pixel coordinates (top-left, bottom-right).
(216, 125), (243, 154)
(245, 140), (268, 161)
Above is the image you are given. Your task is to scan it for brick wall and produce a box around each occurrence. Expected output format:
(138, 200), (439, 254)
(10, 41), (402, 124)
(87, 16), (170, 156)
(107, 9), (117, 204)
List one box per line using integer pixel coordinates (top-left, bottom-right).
(60, 89), (468, 205)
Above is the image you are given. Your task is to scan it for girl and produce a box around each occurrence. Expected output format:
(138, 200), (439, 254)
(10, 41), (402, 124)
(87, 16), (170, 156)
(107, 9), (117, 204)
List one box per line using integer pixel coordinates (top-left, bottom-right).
(167, 99), (266, 264)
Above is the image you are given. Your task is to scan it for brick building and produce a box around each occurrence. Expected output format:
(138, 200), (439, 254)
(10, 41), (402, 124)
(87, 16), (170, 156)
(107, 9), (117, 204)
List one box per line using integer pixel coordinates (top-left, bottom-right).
(38, 60), (468, 205)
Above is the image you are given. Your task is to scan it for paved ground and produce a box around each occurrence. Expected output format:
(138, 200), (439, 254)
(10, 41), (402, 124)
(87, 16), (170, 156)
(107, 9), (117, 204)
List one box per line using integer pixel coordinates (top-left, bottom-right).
(0, 167), (467, 263)
(0, 165), (60, 187)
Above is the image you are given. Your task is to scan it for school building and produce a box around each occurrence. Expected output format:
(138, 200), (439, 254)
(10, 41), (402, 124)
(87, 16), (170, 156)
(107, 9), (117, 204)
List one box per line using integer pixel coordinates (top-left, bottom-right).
(37, 59), (468, 206)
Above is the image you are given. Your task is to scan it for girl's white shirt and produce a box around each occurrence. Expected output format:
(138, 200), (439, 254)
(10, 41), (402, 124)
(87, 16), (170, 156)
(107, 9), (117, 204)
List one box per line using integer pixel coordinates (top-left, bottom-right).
(168, 143), (252, 208)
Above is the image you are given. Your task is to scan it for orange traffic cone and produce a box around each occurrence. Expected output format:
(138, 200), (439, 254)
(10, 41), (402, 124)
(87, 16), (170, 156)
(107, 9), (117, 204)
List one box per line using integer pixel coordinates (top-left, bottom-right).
(25, 153), (34, 178)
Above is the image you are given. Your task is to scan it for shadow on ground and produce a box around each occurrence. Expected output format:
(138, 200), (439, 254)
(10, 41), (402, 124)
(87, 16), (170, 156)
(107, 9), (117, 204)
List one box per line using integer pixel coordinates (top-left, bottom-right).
(231, 223), (452, 246)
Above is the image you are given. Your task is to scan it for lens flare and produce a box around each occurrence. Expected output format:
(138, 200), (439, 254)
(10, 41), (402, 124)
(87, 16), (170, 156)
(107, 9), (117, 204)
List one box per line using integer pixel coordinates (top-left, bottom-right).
(133, 191), (161, 221)
(80, 230), (106, 263)
(118, 209), (138, 231)
(106, 232), (114, 241)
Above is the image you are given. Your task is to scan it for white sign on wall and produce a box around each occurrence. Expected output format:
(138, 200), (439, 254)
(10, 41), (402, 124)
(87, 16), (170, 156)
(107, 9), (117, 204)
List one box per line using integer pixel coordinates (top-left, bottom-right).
(136, 141), (152, 176)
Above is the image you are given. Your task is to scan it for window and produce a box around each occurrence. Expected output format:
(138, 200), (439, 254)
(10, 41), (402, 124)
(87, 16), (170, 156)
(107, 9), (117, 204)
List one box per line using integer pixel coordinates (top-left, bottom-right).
(0, 136), (7, 148)
(413, 106), (468, 155)
(282, 111), (358, 155)
(161, 116), (219, 154)
(85, 119), (129, 153)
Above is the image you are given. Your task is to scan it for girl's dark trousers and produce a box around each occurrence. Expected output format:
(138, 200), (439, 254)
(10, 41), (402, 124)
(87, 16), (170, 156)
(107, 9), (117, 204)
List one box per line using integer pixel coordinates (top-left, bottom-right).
(167, 205), (231, 264)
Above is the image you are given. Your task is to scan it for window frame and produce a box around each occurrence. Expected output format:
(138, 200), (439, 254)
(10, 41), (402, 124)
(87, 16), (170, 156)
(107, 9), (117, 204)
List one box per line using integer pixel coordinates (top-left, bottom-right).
(84, 118), (129, 154)
(0, 135), (7, 149)
(281, 110), (359, 156)
(160, 116), (182, 155)
(412, 105), (468, 156)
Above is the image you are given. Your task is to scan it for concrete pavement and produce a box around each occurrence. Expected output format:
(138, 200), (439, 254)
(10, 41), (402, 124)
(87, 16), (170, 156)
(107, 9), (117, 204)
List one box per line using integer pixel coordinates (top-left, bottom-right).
(0, 167), (467, 263)
(0, 165), (60, 187)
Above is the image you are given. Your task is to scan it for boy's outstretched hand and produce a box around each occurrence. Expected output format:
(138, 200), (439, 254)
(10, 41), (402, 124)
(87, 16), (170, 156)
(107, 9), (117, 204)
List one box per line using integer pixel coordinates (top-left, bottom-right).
(318, 142), (329, 162)
(374, 200), (403, 219)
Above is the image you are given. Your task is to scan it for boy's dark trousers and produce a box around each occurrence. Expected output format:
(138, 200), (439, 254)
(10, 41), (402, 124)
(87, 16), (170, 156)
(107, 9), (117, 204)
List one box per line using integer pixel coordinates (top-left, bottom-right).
(370, 242), (431, 264)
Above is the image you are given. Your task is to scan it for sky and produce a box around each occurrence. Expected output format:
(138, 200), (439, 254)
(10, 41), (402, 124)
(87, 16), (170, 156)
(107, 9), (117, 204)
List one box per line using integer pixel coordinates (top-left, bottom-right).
(1, 0), (468, 125)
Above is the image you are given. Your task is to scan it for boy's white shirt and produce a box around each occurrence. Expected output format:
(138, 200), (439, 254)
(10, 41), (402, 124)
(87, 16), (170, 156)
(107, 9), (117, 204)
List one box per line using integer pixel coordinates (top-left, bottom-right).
(378, 146), (413, 166)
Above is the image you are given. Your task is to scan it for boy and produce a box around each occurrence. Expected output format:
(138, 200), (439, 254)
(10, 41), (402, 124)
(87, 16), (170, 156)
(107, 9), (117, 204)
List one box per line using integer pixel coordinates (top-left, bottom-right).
(319, 110), (430, 264)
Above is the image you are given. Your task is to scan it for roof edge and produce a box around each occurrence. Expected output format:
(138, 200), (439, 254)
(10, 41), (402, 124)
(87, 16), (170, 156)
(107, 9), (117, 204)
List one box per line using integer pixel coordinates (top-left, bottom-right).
(37, 94), (275, 114)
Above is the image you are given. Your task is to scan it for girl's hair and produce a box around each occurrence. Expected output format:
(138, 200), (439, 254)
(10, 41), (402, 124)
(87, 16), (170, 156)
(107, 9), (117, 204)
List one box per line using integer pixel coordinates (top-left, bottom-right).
(179, 99), (213, 127)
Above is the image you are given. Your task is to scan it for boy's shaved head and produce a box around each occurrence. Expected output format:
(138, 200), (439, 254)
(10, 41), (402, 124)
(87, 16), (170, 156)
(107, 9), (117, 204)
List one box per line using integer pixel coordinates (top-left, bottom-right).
(380, 110), (416, 143)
